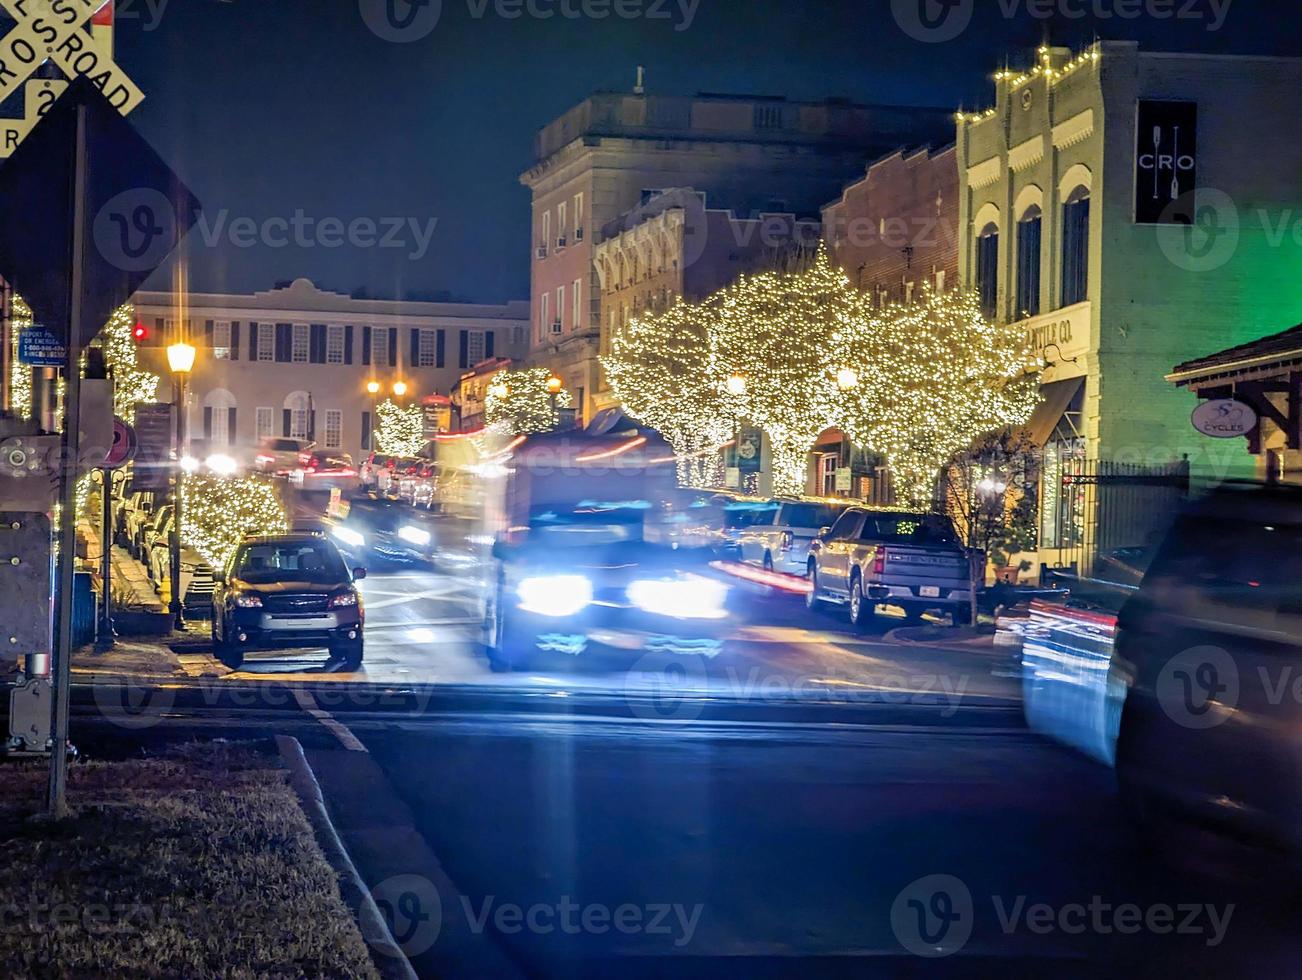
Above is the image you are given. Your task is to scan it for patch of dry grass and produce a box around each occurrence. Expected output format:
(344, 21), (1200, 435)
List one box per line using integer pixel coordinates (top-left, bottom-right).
(0, 742), (380, 979)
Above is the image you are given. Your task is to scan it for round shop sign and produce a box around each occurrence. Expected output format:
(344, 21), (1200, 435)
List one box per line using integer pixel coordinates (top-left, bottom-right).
(1191, 399), (1257, 439)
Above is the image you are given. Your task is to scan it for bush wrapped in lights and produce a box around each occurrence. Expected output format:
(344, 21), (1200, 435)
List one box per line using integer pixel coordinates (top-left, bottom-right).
(483, 367), (572, 434)
(374, 398), (425, 457)
(180, 475), (289, 571)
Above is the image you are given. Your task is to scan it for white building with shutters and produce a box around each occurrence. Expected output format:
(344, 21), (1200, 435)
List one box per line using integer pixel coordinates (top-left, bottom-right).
(133, 278), (529, 459)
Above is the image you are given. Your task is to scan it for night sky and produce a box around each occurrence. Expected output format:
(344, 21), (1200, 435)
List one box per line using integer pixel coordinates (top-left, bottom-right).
(110, 0), (1299, 303)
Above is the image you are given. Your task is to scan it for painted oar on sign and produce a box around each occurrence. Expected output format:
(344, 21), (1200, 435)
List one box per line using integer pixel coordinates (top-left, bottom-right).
(0, 76), (201, 818)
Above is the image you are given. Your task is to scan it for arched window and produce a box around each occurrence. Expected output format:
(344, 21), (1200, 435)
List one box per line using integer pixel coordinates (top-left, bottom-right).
(975, 221), (1000, 319)
(1061, 185), (1091, 306)
(1016, 205), (1042, 319)
(283, 391), (312, 441)
(202, 388), (238, 447)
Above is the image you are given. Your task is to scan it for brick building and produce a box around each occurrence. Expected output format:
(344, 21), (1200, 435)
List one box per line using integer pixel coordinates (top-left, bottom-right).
(521, 83), (953, 424)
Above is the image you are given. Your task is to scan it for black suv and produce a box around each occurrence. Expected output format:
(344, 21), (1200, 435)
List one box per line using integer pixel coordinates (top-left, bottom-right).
(212, 534), (366, 671)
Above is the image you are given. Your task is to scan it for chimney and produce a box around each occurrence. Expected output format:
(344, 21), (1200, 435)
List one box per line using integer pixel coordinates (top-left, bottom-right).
(634, 66), (645, 95)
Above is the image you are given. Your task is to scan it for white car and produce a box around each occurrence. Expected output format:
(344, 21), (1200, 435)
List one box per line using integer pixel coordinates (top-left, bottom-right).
(738, 499), (848, 575)
(254, 437), (316, 476)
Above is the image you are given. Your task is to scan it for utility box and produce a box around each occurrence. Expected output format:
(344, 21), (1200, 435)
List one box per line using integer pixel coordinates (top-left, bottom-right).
(0, 434), (60, 511)
(0, 513), (53, 666)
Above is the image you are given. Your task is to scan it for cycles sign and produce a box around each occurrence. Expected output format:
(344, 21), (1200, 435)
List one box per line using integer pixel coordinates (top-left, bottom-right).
(1191, 398), (1257, 439)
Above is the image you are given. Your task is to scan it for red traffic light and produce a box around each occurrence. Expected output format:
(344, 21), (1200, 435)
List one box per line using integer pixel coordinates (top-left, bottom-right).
(133, 323), (148, 341)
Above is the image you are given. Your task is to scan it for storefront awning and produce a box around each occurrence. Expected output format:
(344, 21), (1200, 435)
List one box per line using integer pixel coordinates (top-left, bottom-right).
(1022, 377), (1084, 447)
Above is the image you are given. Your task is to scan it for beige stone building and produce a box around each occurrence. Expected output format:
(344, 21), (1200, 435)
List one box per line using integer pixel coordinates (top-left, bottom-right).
(521, 84), (952, 423)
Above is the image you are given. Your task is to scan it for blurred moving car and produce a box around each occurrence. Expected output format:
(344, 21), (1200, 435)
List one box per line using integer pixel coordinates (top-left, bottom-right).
(325, 497), (440, 567)
(398, 460), (438, 508)
(290, 451), (359, 493)
(485, 425), (734, 672)
(254, 437), (316, 476)
(359, 452), (399, 493)
(738, 499), (849, 575)
(805, 507), (975, 626)
(1113, 483), (1302, 854)
(211, 533), (366, 671)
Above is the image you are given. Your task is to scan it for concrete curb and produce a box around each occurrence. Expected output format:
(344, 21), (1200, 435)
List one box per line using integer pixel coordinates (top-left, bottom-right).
(276, 735), (419, 980)
(883, 626), (999, 649)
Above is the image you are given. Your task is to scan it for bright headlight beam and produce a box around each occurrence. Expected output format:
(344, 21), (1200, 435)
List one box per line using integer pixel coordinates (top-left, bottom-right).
(627, 575), (729, 620)
(332, 526), (365, 548)
(516, 574), (592, 617)
(399, 524), (432, 546)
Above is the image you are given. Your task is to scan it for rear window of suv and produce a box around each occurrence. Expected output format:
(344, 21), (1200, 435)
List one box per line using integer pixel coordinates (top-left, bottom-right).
(778, 503), (842, 529)
(859, 513), (958, 546)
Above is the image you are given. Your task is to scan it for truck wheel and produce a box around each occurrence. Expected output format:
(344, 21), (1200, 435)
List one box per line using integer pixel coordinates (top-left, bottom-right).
(331, 640), (364, 672)
(804, 563), (823, 611)
(848, 573), (871, 629)
(952, 606), (973, 626)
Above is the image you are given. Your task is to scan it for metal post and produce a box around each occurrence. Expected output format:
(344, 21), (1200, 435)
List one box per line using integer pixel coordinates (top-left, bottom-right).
(169, 374), (186, 631)
(96, 467), (114, 649)
(48, 102), (89, 819)
(0, 276), (11, 416)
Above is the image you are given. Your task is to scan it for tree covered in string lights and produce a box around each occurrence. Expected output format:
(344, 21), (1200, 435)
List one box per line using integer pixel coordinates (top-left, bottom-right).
(8, 296), (33, 419)
(484, 367), (572, 434)
(601, 244), (1038, 504)
(100, 303), (160, 422)
(603, 299), (734, 486)
(181, 474), (289, 570)
(839, 285), (1039, 507)
(374, 398), (425, 456)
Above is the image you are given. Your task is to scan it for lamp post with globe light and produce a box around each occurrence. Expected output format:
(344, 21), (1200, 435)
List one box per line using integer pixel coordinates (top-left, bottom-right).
(166, 341), (196, 631)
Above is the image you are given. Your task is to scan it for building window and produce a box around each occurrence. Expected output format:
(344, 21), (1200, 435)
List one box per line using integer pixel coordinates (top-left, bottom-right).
(467, 329), (486, 365)
(573, 192), (584, 241)
(212, 321), (231, 359)
(572, 279), (582, 328)
(256, 406), (274, 439)
(326, 324), (345, 364)
(539, 292), (550, 340)
(285, 392), (311, 440)
(555, 285), (565, 333)
(1061, 188), (1090, 307)
(904, 282), (915, 305)
(819, 454), (839, 496)
(975, 224), (1000, 320)
(1016, 207), (1042, 320)
(256, 323), (274, 362)
(324, 409), (342, 449)
(540, 210), (550, 256)
(371, 327), (389, 367)
(292, 323), (309, 363)
(754, 105), (782, 129)
(556, 202), (567, 247)
(203, 389), (236, 446)
(416, 328), (438, 367)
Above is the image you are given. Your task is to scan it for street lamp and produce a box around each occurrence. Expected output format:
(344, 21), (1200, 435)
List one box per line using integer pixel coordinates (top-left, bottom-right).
(166, 341), (195, 632)
(366, 380), (380, 395)
(392, 380), (408, 398)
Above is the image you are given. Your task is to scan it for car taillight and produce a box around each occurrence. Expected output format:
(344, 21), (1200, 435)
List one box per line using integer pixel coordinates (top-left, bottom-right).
(779, 531), (793, 552)
(873, 552), (886, 575)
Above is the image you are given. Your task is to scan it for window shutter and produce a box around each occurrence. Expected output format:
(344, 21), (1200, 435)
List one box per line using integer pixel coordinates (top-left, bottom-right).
(410, 328), (421, 365)
(228, 407), (237, 445)
(282, 409), (291, 437)
(361, 412), (372, 452)
(458, 330), (468, 369)
(231, 322), (241, 361)
(310, 324), (327, 364)
(204, 319), (214, 346)
(436, 330), (446, 368)
(248, 322), (258, 358)
(485, 331), (495, 359)
(345, 325), (354, 364)
(362, 326), (372, 366)
(275, 323), (292, 362)
(388, 328), (398, 367)
(309, 411), (317, 441)
(203, 407), (213, 439)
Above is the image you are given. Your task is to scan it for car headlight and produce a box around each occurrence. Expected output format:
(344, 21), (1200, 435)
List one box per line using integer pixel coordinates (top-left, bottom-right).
(516, 574), (593, 617)
(628, 574), (729, 620)
(329, 591), (359, 609)
(398, 524), (431, 546)
(332, 526), (365, 548)
(233, 594), (263, 608)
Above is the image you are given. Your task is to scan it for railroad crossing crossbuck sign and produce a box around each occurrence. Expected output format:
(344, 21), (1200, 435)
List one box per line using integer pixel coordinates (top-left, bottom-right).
(0, 0), (142, 158)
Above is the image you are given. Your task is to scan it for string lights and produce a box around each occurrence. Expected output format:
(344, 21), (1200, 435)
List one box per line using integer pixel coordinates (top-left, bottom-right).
(180, 474), (289, 570)
(603, 244), (1038, 504)
(374, 397), (425, 456)
(100, 303), (160, 421)
(483, 367), (572, 434)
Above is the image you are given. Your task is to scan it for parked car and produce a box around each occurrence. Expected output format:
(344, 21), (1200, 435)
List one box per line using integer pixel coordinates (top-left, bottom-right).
(290, 451), (359, 493)
(139, 503), (174, 563)
(123, 491), (157, 557)
(1114, 482), (1302, 855)
(254, 437), (315, 476)
(805, 507), (975, 627)
(738, 499), (850, 575)
(148, 528), (217, 610)
(359, 452), (399, 493)
(398, 460), (438, 508)
(211, 533), (366, 671)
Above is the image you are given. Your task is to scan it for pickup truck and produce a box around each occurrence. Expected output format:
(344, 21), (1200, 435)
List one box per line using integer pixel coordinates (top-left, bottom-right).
(805, 507), (975, 627)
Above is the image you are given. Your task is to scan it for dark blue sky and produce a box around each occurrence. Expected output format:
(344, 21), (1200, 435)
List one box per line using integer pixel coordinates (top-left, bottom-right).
(114, 0), (1297, 302)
